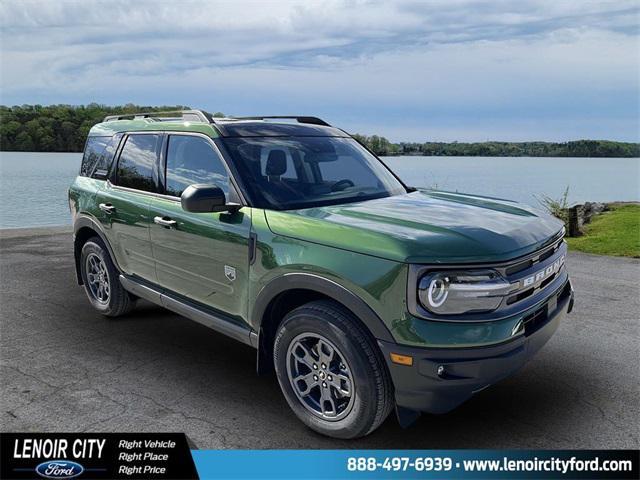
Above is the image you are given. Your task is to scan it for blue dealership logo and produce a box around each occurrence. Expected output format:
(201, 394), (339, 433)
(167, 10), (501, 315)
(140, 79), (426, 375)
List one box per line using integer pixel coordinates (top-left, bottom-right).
(35, 460), (84, 479)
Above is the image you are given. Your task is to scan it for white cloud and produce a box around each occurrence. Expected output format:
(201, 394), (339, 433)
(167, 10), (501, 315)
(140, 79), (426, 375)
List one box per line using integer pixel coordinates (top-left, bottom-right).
(0, 0), (638, 141)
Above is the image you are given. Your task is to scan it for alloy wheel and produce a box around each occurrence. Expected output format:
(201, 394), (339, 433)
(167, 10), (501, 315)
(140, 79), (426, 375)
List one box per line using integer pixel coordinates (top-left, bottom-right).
(85, 253), (110, 304)
(286, 332), (355, 421)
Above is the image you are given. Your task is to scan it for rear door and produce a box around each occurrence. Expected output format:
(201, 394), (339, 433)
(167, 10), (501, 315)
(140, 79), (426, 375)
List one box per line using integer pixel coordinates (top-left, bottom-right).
(148, 133), (252, 321)
(96, 133), (162, 283)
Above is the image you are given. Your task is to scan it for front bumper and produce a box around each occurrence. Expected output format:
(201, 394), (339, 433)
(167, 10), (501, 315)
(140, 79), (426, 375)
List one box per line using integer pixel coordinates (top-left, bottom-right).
(379, 279), (574, 414)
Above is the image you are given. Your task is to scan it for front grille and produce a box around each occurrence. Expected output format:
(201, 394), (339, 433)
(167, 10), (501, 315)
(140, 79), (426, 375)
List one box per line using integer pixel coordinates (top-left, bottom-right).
(523, 305), (547, 335)
(506, 287), (534, 305)
(539, 272), (557, 290)
(523, 280), (571, 336)
(498, 236), (566, 310)
(505, 260), (533, 276)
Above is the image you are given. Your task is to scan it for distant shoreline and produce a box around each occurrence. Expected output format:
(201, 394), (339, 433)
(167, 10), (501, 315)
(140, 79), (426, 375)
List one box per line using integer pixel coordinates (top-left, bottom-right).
(351, 135), (640, 158)
(0, 225), (71, 238)
(2, 203), (639, 232)
(381, 153), (640, 158)
(1, 150), (639, 159)
(2, 104), (639, 158)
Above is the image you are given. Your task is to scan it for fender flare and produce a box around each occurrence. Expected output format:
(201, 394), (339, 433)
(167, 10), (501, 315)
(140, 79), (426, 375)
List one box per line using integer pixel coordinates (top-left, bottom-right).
(252, 272), (395, 343)
(73, 215), (120, 283)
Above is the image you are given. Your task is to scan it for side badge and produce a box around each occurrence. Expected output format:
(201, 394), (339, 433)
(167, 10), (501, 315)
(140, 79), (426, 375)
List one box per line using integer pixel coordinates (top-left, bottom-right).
(224, 265), (237, 282)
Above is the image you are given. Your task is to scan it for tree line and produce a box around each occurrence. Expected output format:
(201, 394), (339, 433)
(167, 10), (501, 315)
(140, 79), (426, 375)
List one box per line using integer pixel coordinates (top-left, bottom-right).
(1, 104), (638, 157)
(352, 134), (640, 158)
(0, 104), (223, 152)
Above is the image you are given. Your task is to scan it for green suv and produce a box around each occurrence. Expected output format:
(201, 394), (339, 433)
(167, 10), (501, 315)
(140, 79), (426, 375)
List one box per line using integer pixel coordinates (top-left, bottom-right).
(69, 110), (574, 439)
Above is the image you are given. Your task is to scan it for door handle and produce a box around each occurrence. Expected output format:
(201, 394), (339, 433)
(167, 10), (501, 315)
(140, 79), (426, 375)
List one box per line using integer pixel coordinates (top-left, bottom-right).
(99, 203), (116, 214)
(154, 216), (177, 228)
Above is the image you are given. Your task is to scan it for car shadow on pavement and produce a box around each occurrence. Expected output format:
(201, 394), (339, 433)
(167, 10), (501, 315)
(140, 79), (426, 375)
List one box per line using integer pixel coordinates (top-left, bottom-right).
(115, 303), (588, 449)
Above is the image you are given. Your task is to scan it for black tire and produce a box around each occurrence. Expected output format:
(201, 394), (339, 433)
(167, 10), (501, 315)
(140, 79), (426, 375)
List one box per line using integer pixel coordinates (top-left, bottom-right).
(79, 237), (136, 317)
(273, 300), (393, 439)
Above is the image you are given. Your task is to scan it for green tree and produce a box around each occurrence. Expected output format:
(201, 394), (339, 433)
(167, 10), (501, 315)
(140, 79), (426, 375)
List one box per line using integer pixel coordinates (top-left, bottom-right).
(1, 104), (639, 157)
(14, 131), (35, 151)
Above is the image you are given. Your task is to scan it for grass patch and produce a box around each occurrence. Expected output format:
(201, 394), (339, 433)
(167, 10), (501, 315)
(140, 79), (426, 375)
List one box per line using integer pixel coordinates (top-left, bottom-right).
(566, 204), (640, 258)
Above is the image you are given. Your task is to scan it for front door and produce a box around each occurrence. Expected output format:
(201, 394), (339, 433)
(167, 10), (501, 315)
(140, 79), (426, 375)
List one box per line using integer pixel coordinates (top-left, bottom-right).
(96, 133), (163, 283)
(148, 133), (252, 322)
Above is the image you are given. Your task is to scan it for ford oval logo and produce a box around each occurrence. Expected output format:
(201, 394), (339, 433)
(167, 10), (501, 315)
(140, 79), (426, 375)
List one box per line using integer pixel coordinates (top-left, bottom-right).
(35, 460), (84, 479)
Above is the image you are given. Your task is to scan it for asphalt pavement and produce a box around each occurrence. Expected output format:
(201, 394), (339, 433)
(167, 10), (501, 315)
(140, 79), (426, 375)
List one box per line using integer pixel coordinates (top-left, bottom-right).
(1, 227), (638, 449)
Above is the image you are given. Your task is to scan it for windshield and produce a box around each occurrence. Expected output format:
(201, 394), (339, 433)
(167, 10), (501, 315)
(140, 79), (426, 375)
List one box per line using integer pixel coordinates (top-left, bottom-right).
(221, 136), (406, 210)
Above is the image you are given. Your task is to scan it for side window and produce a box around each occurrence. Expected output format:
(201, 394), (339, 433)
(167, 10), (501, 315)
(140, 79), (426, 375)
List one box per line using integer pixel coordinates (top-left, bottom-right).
(116, 134), (161, 192)
(93, 133), (122, 176)
(80, 136), (110, 177)
(165, 135), (229, 197)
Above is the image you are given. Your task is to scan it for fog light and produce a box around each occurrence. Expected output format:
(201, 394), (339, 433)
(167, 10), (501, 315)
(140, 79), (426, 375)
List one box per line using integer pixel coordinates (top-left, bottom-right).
(437, 365), (445, 377)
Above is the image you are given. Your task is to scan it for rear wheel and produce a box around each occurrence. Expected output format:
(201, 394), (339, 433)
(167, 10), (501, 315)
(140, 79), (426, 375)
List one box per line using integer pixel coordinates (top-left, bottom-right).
(273, 300), (393, 439)
(80, 237), (136, 317)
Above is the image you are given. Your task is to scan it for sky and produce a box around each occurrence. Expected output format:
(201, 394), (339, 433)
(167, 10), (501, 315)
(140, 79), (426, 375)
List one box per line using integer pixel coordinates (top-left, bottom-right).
(1, 0), (639, 142)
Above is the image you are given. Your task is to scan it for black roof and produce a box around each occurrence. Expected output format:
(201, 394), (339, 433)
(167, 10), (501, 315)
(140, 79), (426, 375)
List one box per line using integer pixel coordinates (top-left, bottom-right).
(213, 121), (348, 138)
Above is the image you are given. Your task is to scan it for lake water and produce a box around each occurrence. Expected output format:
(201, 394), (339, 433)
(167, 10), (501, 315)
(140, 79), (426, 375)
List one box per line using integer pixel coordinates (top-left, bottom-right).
(0, 152), (638, 228)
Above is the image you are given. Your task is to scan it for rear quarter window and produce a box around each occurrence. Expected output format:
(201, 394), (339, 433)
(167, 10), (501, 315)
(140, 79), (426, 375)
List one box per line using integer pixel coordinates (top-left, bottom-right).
(80, 134), (121, 178)
(80, 136), (110, 177)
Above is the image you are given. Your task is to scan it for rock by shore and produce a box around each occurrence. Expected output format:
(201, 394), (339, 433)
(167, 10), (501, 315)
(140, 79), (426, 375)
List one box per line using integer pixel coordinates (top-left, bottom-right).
(568, 201), (638, 237)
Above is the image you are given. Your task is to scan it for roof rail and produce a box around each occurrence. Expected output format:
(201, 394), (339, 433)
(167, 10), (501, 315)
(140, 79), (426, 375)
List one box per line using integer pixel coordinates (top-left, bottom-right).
(102, 111), (332, 128)
(230, 116), (331, 127)
(103, 109), (212, 123)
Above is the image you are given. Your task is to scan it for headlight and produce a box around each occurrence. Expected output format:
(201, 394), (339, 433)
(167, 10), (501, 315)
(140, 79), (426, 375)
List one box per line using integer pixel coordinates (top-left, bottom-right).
(418, 270), (511, 315)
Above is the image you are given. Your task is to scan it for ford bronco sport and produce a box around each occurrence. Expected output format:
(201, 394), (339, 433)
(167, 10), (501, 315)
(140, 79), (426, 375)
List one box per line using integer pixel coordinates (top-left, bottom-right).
(69, 110), (574, 439)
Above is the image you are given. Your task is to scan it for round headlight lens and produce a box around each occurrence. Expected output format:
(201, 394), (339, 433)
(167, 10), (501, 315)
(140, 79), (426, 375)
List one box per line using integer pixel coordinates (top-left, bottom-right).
(427, 276), (449, 308)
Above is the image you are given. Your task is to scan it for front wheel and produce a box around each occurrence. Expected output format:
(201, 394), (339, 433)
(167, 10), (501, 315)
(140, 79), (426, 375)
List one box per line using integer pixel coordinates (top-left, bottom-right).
(80, 237), (136, 317)
(273, 300), (393, 439)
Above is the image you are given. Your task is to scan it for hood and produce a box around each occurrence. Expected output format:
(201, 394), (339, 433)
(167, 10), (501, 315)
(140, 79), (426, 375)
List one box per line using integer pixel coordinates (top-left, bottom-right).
(264, 190), (564, 264)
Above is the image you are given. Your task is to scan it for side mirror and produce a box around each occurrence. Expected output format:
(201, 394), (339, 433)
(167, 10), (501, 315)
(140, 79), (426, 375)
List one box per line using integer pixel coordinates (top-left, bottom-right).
(181, 184), (230, 213)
